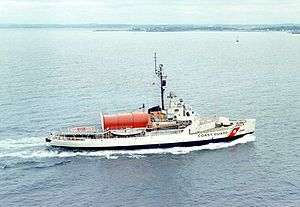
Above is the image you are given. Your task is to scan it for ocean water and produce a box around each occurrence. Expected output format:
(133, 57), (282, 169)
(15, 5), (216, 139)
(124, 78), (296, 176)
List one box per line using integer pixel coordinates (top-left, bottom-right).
(0, 29), (299, 206)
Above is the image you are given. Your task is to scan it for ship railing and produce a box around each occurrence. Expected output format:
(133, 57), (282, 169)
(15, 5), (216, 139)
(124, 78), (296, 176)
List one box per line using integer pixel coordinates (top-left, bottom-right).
(148, 129), (184, 136)
(52, 127), (185, 140)
(53, 125), (101, 134)
(54, 132), (108, 140)
(51, 126), (107, 140)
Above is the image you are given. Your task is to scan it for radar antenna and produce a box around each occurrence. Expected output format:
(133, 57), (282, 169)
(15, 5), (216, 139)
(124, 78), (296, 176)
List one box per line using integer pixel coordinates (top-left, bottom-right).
(154, 52), (167, 110)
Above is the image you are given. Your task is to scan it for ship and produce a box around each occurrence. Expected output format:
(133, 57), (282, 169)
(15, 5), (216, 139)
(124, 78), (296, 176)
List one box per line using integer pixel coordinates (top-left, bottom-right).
(46, 53), (256, 150)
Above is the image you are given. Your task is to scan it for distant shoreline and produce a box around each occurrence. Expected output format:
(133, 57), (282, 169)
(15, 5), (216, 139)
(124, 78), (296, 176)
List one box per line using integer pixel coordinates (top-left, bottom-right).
(0, 24), (299, 33)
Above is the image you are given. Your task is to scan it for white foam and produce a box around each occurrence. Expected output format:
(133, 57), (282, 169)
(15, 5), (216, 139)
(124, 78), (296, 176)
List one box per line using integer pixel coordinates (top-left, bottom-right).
(0, 135), (255, 159)
(0, 136), (44, 150)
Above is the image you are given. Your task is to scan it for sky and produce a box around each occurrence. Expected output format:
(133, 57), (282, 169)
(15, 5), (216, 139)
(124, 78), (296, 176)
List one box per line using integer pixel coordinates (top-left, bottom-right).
(0, 0), (299, 25)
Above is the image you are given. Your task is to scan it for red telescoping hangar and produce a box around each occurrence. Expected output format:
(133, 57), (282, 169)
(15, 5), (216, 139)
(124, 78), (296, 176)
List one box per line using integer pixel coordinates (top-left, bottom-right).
(102, 112), (151, 130)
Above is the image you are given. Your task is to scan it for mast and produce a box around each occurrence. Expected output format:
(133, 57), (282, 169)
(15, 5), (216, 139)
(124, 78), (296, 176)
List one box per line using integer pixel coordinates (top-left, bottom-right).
(154, 53), (167, 110)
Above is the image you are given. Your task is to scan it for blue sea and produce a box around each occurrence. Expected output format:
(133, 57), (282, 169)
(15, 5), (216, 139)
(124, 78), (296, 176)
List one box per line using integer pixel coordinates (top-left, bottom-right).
(0, 29), (299, 206)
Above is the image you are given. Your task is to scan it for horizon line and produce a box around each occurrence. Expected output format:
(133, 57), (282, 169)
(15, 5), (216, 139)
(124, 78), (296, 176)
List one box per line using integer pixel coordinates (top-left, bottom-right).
(0, 23), (300, 26)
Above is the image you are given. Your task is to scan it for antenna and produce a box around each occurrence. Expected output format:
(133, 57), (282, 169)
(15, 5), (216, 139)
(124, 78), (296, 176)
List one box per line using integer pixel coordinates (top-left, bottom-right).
(154, 52), (157, 73)
(154, 53), (167, 110)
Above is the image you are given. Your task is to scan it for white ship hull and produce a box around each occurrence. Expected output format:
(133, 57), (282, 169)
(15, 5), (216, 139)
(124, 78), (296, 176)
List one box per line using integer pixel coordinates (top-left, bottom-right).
(46, 119), (255, 150)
